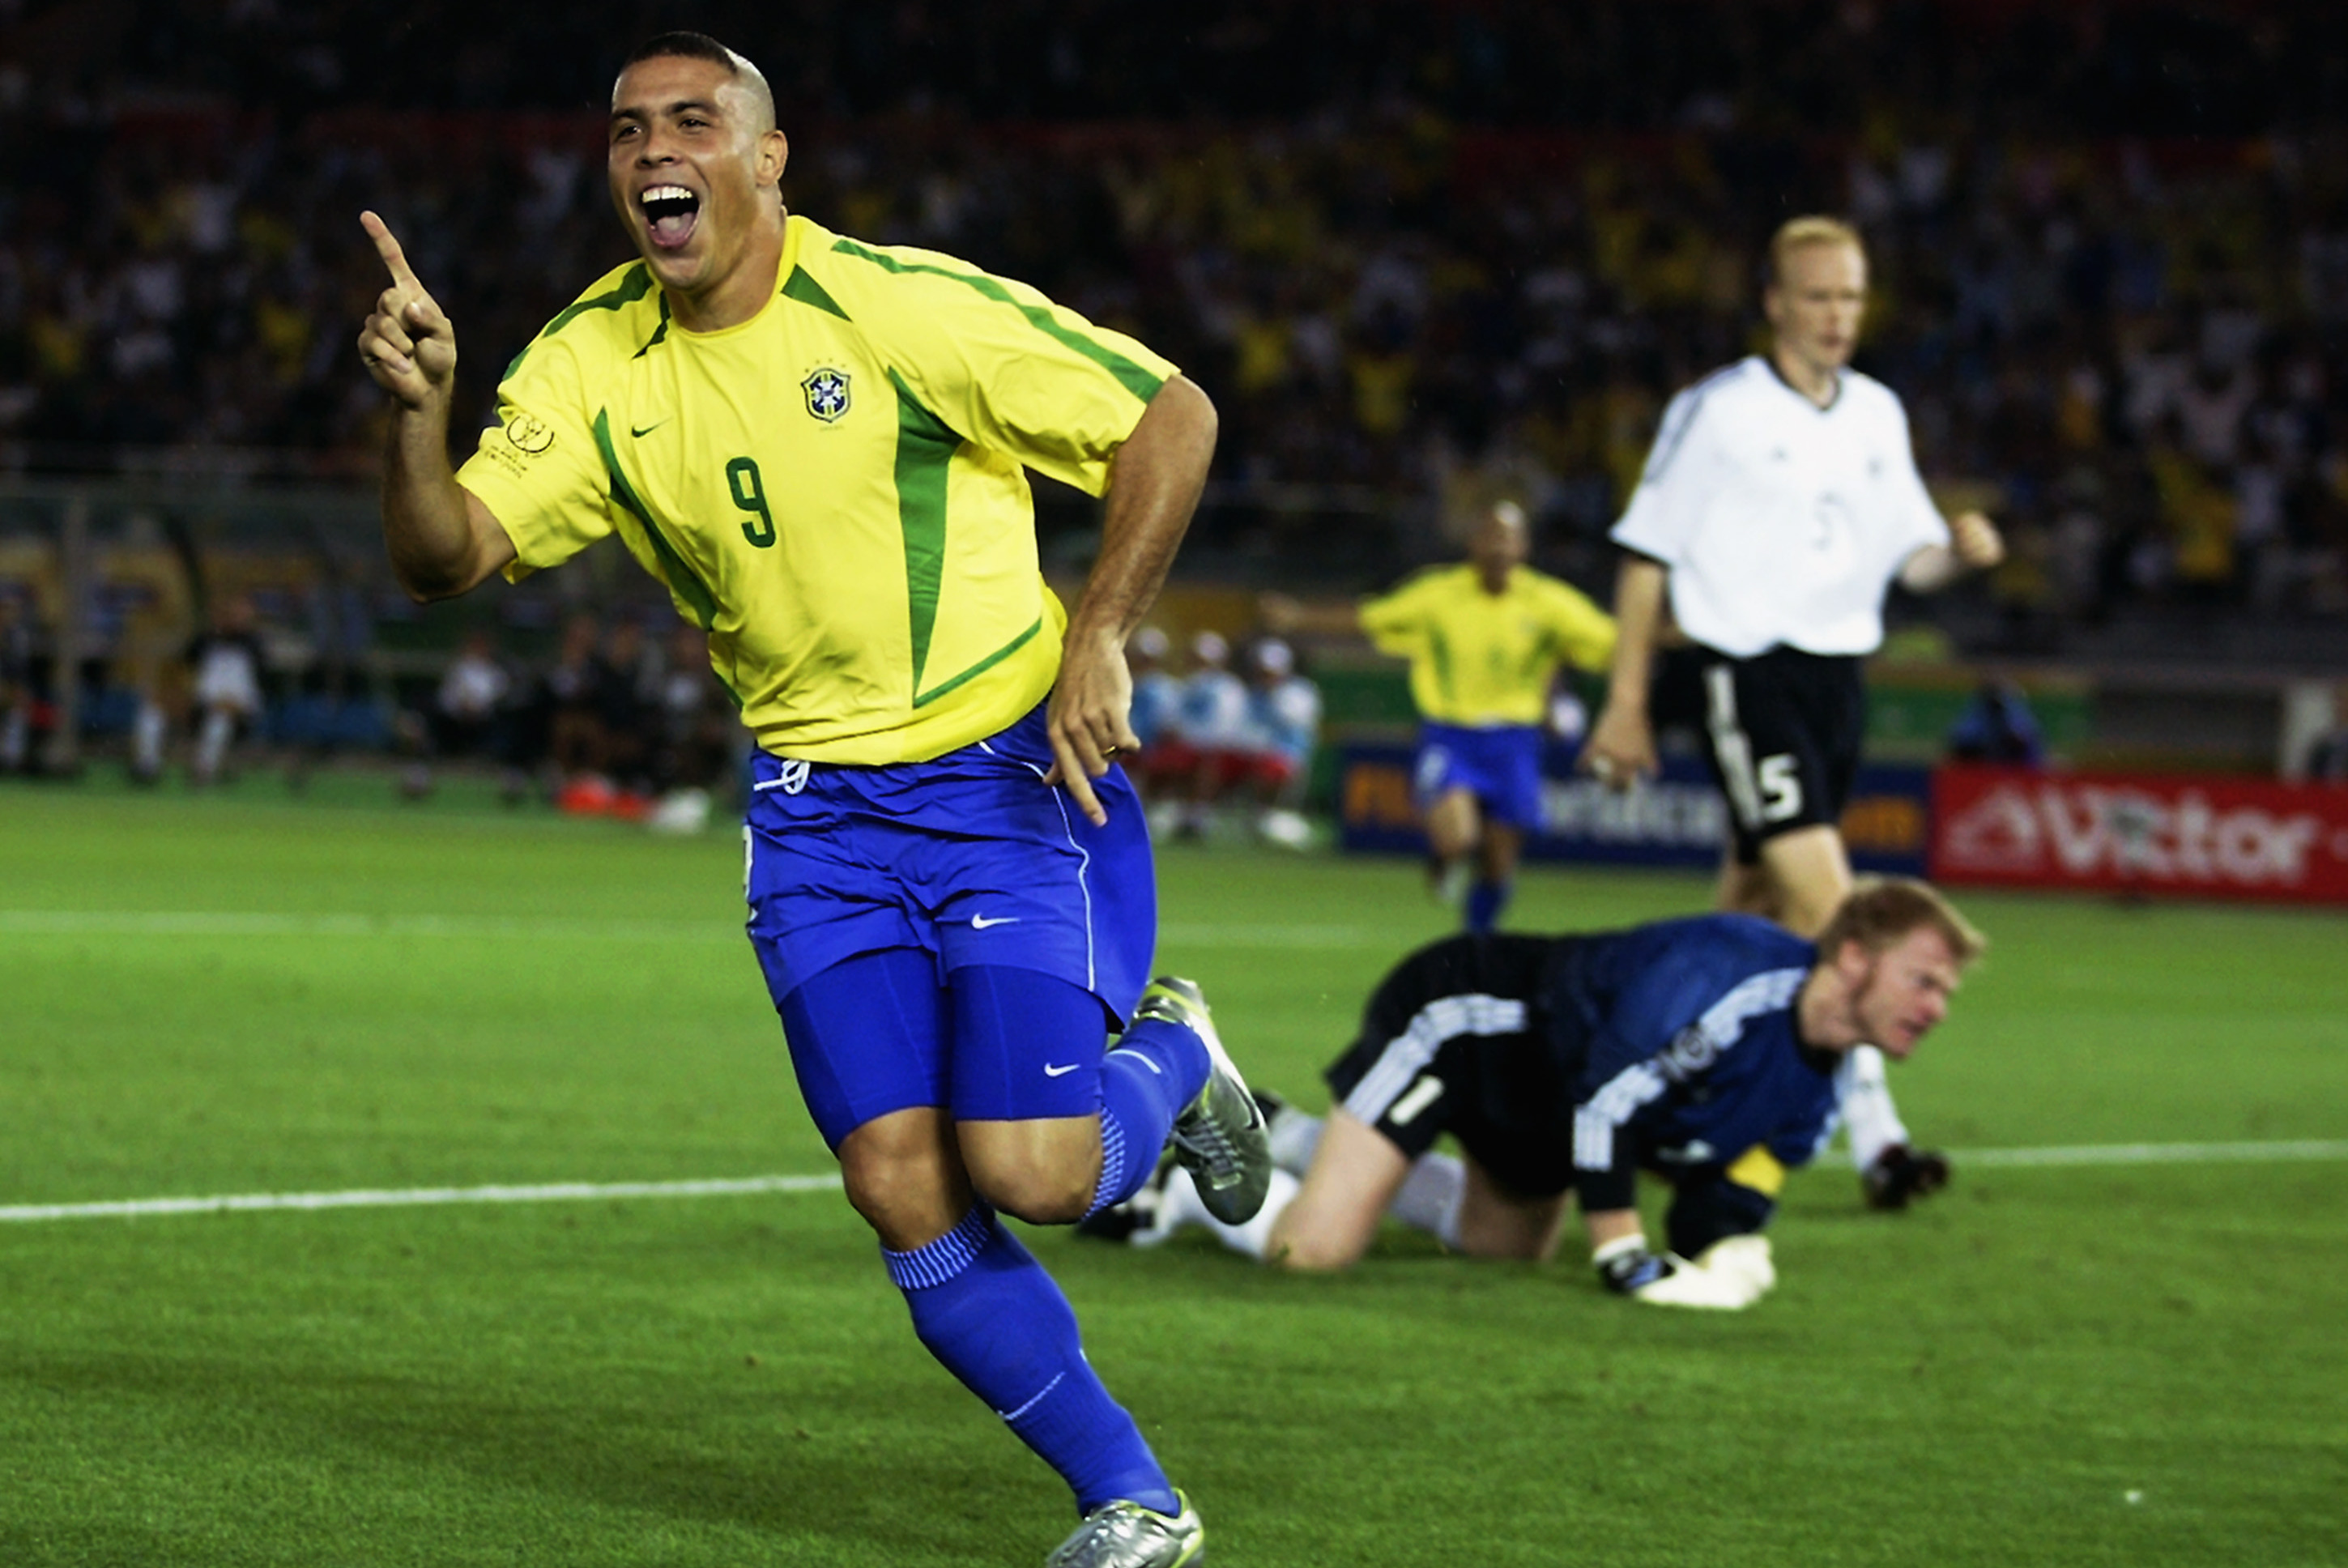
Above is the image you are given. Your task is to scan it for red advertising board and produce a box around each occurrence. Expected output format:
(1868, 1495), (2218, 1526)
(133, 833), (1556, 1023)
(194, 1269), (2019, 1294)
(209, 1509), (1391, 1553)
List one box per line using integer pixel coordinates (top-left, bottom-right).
(1930, 765), (2348, 905)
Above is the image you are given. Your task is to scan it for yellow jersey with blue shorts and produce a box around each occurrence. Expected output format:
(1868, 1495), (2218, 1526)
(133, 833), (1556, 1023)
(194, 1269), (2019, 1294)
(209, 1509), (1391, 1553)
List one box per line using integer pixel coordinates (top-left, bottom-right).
(456, 213), (1175, 765)
(1357, 562), (1615, 726)
(457, 215), (1180, 1127)
(1359, 564), (1616, 827)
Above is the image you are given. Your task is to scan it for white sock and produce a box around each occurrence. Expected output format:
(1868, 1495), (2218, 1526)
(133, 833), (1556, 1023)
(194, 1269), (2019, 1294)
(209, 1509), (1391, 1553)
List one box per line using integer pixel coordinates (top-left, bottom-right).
(1835, 1044), (1910, 1170)
(132, 701), (166, 773)
(194, 709), (232, 781)
(1267, 1106), (1324, 1174)
(1389, 1153), (1466, 1249)
(1147, 1165), (1301, 1261)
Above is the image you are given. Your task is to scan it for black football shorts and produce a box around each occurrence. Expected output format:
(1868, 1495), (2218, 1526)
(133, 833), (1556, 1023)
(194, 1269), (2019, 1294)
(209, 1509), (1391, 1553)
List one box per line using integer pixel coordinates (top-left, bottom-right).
(1322, 933), (1584, 1199)
(1694, 646), (1865, 863)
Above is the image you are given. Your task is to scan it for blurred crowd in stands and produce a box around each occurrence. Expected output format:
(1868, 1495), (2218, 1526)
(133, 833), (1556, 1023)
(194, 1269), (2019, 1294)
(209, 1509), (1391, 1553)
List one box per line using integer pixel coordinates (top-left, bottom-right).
(6, 0), (2348, 812)
(7, 2), (2348, 625)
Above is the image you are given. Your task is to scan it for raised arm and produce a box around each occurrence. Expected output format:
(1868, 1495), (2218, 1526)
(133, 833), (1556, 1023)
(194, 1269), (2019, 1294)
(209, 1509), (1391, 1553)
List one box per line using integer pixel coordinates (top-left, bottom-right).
(1897, 509), (2004, 594)
(1046, 373), (1218, 824)
(357, 211), (516, 602)
(1581, 553), (1668, 788)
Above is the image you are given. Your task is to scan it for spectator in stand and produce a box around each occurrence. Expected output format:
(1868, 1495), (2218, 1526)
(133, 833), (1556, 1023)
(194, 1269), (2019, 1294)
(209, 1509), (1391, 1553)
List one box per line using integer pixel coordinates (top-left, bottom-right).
(533, 612), (613, 809)
(398, 628), (514, 799)
(1945, 678), (2047, 766)
(0, 594), (36, 775)
(2304, 681), (2348, 784)
(185, 594), (267, 786)
(1237, 637), (1323, 849)
(1125, 627), (1181, 775)
(1151, 629), (1252, 839)
(646, 622), (739, 834)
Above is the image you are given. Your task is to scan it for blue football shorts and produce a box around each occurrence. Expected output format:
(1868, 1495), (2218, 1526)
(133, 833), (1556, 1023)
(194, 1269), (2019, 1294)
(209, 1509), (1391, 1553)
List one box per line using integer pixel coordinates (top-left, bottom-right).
(744, 703), (1157, 1145)
(1411, 722), (1545, 830)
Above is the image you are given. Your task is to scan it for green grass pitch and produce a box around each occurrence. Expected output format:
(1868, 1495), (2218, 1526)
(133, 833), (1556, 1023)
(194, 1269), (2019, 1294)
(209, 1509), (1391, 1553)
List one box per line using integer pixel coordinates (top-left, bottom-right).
(2, 776), (2342, 1566)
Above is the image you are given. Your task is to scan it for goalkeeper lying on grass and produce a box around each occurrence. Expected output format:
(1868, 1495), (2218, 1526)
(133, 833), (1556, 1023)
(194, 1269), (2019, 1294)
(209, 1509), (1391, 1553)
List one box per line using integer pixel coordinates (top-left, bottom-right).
(1086, 878), (1980, 1309)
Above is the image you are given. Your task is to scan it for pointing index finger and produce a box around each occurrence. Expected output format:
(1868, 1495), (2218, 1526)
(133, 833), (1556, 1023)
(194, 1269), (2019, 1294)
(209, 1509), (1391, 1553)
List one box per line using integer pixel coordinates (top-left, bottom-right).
(360, 210), (421, 292)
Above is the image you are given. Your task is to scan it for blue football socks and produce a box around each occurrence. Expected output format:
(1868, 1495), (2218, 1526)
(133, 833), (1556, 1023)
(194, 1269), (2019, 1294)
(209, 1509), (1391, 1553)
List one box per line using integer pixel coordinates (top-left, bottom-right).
(1465, 878), (1511, 934)
(1088, 1011), (1210, 1215)
(886, 1206), (1178, 1515)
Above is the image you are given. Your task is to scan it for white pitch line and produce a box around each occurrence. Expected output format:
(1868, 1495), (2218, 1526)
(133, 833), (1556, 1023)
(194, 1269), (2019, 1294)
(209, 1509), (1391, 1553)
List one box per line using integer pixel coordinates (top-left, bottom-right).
(3, 1141), (2342, 1227)
(0, 1173), (842, 1225)
(0, 911), (1385, 949)
(1956, 1140), (2348, 1168)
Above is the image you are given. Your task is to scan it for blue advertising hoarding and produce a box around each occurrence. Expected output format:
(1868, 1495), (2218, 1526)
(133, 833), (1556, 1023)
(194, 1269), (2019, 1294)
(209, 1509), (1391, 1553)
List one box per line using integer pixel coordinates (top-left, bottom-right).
(1336, 740), (1931, 876)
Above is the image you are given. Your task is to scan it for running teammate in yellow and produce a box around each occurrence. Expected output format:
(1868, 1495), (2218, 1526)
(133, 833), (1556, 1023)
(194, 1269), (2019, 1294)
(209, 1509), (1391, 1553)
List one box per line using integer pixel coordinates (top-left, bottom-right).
(357, 32), (1263, 1568)
(1357, 501), (1615, 931)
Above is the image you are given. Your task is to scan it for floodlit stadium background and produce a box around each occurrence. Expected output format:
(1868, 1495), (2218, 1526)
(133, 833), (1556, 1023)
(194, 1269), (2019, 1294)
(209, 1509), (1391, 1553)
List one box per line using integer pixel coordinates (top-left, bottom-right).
(2, 5), (2344, 1566)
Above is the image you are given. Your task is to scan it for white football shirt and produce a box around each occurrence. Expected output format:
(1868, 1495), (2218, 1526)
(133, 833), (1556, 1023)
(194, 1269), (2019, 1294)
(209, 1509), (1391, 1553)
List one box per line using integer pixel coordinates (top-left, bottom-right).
(1611, 357), (1950, 658)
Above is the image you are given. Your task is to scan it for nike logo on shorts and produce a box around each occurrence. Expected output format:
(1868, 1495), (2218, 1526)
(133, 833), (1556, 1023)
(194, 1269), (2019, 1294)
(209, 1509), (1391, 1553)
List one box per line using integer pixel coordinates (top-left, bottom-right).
(1042, 1063), (1080, 1077)
(970, 914), (1020, 929)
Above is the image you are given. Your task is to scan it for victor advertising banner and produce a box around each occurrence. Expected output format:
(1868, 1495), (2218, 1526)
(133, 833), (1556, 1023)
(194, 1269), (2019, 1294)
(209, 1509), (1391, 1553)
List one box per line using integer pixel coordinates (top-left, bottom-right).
(1930, 765), (2348, 905)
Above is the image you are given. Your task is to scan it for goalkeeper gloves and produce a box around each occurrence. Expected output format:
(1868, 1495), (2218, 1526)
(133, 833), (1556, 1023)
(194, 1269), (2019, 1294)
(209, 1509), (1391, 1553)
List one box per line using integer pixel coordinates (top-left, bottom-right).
(1592, 1234), (1761, 1310)
(1863, 1144), (1952, 1211)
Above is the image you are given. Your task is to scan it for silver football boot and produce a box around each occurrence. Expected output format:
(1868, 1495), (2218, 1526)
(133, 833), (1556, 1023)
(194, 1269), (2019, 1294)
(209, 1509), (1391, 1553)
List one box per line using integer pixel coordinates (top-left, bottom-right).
(1134, 976), (1272, 1225)
(1046, 1492), (1205, 1567)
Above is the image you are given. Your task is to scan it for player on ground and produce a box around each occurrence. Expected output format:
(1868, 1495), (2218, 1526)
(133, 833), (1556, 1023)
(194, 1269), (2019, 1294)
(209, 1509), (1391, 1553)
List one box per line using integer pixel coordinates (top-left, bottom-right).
(1580, 216), (1995, 1208)
(1092, 879), (1984, 1308)
(1355, 501), (1615, 931)
(357, 33), (1265, 1568)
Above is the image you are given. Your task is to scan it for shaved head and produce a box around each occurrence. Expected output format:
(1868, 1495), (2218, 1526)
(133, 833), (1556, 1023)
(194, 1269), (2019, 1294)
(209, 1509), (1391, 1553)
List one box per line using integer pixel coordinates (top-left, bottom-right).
(616, 31), (775, 134)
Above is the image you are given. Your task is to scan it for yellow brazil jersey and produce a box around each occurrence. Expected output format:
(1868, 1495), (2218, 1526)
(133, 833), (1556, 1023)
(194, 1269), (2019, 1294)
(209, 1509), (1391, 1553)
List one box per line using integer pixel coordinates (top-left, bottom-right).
(1357, 564), (1616, 726)
(455, 214), (1175, 765)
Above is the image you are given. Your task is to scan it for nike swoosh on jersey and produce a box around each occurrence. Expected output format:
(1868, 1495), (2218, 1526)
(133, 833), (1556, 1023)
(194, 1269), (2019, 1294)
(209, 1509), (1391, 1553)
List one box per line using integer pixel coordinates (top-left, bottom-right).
(969, 914), (1020, 929)
(631, 418), (670, 437)
(1042, 1063), (1080, 1077)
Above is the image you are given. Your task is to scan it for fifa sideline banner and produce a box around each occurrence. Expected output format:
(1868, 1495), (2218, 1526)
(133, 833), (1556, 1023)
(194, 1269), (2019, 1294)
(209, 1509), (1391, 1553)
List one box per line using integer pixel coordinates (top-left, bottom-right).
(1335, 742), (1931, 876)
(1930, 765), (2348, 905)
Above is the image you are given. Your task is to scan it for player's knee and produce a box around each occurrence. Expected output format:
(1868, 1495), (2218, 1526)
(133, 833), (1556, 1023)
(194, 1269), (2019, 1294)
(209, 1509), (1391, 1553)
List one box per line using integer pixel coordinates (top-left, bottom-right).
(1263, 1214), (1369, 1272)
(969, 1161), (1093, 1225)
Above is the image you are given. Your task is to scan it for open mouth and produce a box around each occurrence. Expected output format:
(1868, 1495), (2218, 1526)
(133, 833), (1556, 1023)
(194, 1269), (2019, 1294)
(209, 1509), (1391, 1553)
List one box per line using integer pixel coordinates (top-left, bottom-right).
(640, 185), (701, 249)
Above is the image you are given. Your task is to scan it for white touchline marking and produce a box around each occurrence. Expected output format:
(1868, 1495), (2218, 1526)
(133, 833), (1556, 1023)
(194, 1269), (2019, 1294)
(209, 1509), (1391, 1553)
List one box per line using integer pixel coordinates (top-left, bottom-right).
(3, 1142), (2342, 1227)
(0, 1174), (842, 1225)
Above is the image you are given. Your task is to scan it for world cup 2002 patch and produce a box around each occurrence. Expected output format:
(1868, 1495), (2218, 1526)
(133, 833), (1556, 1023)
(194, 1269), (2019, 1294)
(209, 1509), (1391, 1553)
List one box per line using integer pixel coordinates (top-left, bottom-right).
(802, 368), (851, 423)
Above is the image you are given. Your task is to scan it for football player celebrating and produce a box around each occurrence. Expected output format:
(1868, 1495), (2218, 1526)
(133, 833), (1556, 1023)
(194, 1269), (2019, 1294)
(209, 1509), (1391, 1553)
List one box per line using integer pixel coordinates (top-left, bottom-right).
(1093, 879), (1982, 1310)
(359, 32), (1265, 1568)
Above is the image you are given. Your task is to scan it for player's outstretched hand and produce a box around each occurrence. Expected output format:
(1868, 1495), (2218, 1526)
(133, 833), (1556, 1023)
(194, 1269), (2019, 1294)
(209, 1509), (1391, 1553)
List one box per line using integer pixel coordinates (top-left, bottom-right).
(1045, 624), (1142, 827)
(1863, 1143), (1952, 1210)
(1594, 1235), (1761, 1310)
(1950, 509), (2005, 571)
(356, 211), (458, 412)
(1580, 698), (1656, 792)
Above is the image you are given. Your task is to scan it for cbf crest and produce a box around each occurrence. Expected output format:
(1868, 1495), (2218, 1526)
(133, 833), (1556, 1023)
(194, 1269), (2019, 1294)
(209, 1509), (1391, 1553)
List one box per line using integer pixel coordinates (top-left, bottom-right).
(802, 367), (851, 423)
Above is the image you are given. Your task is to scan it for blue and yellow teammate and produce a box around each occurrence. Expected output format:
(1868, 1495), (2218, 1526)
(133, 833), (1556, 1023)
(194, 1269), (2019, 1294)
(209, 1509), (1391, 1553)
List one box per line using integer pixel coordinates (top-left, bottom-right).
(357, 32), (1264, 1568)
(1356, 501), (1615, 932)
(1101, 879), (1984, 1309)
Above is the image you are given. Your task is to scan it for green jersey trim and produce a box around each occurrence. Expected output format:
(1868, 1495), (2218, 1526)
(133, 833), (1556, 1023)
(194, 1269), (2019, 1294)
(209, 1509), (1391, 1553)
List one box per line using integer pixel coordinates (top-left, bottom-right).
(889, 369), (960, 695)
(592, 410), (717, 630)
(914, 615), (1043, 709)
(830, 237), (1165, 404)
(782, 266), (851, 322)
(505, 263), (655, 381)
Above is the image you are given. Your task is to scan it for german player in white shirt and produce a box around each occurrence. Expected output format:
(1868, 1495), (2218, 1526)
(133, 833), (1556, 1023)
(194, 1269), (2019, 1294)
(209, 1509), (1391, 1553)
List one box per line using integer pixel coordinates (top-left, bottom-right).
(1583, 216), (2002, 1213)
